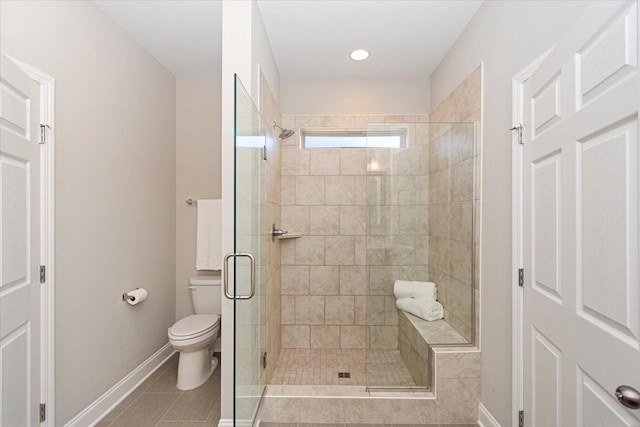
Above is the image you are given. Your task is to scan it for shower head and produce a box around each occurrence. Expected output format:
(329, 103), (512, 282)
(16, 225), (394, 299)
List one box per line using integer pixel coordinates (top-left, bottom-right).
(279, 128), (295, 140)
(273, 121), (295, 141)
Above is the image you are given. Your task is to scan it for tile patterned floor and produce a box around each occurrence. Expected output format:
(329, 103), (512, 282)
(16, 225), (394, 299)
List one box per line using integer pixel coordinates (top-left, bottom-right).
(97, 353), (220, 427)
(366, 349), (417, 387)
(259, 423), (478, 427)
(270, 349), (416, 387)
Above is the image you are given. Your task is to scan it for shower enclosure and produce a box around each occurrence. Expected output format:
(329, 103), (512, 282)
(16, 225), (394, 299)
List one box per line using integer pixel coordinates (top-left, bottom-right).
(269, 117), (477, 392)
(229, 81), (478, 427)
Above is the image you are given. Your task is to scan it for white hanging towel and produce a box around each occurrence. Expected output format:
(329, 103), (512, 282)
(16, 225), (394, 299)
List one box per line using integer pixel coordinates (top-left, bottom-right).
(395, 298), (444, 322)
(393, 280), (437, 301)
(196, 199), (222, 270)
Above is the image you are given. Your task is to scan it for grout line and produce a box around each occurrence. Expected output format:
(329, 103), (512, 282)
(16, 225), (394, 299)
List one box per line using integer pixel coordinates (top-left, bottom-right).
(153, 390), (185, 427)
(105, 390), (141, 425)
(106, 356), (181, 426)
(103, 357), (176, 422)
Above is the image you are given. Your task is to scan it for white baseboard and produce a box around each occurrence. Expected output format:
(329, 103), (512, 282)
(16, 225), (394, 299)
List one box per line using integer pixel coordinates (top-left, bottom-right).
(478, 402), (502, 427)
(64, 343), (175, 427)
(217, 419), (234, 427)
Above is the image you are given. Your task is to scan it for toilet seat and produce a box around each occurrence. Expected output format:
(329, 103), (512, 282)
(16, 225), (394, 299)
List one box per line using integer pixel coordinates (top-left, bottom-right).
(169, 314), (220, 341)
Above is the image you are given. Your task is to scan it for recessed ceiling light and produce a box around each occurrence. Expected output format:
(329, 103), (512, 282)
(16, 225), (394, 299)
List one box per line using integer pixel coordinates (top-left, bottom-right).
(350, 49), (370, 61)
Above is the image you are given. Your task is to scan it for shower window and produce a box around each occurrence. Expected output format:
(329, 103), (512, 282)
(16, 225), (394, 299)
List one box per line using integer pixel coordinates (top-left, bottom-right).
(301, 128), (407, 148)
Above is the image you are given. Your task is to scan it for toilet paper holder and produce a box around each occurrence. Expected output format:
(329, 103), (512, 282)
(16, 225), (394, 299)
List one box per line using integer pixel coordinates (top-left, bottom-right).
(122, 288), (140, 302)
(122, 288), (148, 306)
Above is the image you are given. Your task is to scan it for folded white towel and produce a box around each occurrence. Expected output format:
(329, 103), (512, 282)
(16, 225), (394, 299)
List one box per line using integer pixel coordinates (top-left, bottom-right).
(196, 199), (222, 271)
(393, 280), (437, 301)
(396, 298), (444, 322)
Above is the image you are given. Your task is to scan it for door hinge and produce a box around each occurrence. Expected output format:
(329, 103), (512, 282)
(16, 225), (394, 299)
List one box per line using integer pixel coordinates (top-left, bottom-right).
(519, 410), (524, 427)
(263, 144), (267, 161)
(510, 123), (523, 145)
(40, 265), (46, 283)
(40, 403), (46, 422)
(39, 124), (50, 145)
(262, 351), (267, 369)
(518, 268), (524, 287)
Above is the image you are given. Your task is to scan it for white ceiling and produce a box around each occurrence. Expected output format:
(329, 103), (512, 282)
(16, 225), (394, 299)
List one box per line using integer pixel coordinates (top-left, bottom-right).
(257, 0), (482, 79)
(94, 0), (482, 79)
(94, 0), (222, 76)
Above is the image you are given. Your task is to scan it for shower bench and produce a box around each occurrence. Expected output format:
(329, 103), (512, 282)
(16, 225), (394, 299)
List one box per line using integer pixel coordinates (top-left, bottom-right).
(398, 310), (468, 387)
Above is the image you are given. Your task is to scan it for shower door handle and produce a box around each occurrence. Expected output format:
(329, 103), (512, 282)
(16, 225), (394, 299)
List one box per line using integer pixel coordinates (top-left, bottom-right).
(223, 252), (256, 300)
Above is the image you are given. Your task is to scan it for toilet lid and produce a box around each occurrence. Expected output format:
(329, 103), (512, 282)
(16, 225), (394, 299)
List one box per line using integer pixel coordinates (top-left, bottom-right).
(170, 314), (219, 338)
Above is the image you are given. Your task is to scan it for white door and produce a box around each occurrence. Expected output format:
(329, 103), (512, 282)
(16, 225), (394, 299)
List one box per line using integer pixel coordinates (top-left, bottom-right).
(0, 53), (41, 426)
(523, 1), (640, 426)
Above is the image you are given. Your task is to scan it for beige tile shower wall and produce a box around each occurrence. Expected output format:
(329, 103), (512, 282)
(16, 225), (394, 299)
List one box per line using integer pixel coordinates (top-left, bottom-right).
(280, 114), (430, 350)
(259, 73), (282, 382)
(428, 66), (482, 342)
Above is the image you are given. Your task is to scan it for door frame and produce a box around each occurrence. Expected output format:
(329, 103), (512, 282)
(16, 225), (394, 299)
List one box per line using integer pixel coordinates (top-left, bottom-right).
(511, 47), (553, 427)
(6, 54), (56, 426)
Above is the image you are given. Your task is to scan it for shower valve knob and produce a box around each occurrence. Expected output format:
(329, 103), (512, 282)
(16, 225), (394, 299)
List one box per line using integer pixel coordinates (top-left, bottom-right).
(271, 223), (288, 241)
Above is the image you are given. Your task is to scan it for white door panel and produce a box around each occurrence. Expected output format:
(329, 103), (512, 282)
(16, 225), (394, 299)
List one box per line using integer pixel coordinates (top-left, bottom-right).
(576, 4), (637, 109)
(524, 1), (640, 426)
(532, 152), (562, 303)
(578, 119), (638, 345)
(531, 328), (562, 427)
(1, 53), (41, 426)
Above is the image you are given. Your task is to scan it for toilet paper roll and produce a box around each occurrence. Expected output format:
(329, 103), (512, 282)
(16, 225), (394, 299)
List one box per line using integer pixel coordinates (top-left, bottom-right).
(125, 288), (148, 306)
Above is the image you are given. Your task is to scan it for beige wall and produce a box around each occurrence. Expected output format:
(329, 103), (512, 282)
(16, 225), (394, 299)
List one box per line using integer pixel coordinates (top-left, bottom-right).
(280, 76), (430, 115)
(429, 1), (591, 424)
(252, 3), (281, 106)
(428, 66), (482, 342)
(1, 1), (176, 424)
(175, 75), (222, 321)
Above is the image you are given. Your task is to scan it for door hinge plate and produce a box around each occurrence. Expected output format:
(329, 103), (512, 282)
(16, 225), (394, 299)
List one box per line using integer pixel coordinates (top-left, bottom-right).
(519, 410), (524, 427)
(40, 403), (46, 422)
(262, 351), (267, 369)
(40, 265), (46, 283)
(39, 124), (50, 145)
(518, 268), (524, 287)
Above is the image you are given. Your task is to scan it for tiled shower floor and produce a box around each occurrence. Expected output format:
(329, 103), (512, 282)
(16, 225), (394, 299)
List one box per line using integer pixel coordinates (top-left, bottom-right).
(270, 349), (416, 387)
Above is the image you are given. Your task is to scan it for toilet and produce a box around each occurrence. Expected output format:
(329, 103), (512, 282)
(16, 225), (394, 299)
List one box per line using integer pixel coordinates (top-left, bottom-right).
(168, 277), (221, 390)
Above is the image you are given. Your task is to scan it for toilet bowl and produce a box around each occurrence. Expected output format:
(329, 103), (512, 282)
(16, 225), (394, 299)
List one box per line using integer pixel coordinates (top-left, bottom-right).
(169, 278), (221, 390)
(168, 314), (220, 390)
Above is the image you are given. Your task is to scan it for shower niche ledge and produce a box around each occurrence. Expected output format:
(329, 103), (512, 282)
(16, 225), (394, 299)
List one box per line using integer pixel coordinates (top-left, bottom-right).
(275, 232), (303, 240)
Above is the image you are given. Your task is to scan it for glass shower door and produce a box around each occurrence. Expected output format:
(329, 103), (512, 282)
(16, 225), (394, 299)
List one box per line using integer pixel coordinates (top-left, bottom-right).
(364, 121), (476, 391)
(230, 75), (266, 425)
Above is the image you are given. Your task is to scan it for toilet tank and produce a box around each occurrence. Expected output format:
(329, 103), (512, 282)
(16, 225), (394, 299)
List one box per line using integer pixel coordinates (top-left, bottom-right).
(189, 277), (221, 315)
